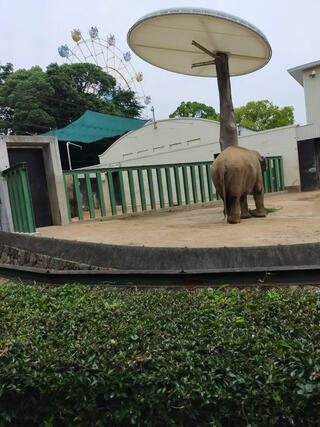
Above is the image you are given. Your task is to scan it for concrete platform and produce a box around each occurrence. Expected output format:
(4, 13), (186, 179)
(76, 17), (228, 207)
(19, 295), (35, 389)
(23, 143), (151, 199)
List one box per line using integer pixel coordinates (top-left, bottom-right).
(38, 191), (320, 248)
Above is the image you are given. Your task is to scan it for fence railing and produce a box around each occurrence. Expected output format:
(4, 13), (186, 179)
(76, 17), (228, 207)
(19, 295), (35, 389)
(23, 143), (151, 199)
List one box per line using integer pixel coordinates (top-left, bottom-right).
(1, 162), (36, 233)
(63, 157), (284, 222)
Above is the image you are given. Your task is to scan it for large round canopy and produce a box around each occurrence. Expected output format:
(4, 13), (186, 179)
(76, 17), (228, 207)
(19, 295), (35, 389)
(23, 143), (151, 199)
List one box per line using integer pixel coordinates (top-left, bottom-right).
(127, 8), (271, 77)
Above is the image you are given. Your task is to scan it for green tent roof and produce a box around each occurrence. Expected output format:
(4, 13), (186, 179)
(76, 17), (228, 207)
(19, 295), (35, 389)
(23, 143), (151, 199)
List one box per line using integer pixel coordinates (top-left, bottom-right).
(41, 110), (148, 143)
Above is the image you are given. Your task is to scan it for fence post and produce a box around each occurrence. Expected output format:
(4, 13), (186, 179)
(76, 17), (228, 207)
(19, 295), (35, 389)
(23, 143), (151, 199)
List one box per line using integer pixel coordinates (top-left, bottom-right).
(174, 166), (182, 206)
(182, 166), (190, 205)
(127, 169), (137, 213)
(190, 165), (198, 203)
(165, 167), (174, 207)
(147, 168), (156, 210)
(205, 163), (214, 201)
(156, 168), (165, 208)
(107, 171), (117, 215)
(96, 172), (106, 217)
(279, 157), (285, 190)
(137, 169), (147, 211)
(20, 168), (36, 232)
(118, 170), (127, 214)
(198, 164), (206, 203)
(85, 173), (95, 219)
(73, 174), (84, 220)
(63, 174), (72, 222)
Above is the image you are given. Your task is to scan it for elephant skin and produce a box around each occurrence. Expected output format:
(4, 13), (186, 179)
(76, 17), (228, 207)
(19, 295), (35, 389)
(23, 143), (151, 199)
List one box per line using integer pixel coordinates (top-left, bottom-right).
(211, 146), (266, 224)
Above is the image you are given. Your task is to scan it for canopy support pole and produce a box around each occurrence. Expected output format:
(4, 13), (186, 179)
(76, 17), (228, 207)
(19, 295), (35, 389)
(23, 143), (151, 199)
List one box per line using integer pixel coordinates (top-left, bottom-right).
(192, 41), (238, 151)
(66, 141), (83, 171)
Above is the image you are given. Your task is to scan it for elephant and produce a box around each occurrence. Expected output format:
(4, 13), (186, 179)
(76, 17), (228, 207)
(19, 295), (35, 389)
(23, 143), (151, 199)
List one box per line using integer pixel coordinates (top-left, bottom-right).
(211, 146), (267, 224)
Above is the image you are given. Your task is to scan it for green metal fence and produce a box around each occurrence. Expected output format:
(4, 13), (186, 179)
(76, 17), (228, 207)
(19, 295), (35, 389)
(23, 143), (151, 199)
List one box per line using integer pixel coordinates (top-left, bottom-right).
(63, 157), (284, 222)
(263, 156), (285, 193)
(1, 162), (36, 233)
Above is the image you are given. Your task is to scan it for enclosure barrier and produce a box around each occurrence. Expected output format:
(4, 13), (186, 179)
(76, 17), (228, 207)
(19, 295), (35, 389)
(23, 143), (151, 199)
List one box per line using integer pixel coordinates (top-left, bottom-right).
(1, 162), (36, 233)
(63, 157), (284, 222)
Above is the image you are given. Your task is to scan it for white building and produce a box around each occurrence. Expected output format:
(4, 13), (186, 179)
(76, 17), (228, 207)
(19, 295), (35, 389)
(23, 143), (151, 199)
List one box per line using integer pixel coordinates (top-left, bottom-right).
(99, 59), (320, 192)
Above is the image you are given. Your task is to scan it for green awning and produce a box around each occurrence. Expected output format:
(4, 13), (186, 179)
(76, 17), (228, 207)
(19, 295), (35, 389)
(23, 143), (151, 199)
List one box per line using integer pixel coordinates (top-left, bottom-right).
(41, 110), (148, 143)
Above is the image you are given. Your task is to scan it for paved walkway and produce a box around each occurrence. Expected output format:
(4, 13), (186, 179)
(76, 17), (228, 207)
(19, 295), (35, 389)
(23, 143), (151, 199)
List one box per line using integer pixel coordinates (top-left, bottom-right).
(39, 191), (320, 248)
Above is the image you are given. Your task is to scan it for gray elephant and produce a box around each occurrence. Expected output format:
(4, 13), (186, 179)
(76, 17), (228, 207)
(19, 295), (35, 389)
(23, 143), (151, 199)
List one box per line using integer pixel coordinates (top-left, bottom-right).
(211, 146), (267, 224)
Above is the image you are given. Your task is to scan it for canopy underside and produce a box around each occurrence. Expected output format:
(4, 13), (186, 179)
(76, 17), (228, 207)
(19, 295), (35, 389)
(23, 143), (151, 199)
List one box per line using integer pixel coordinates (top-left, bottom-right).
(128, 9), (271, 77)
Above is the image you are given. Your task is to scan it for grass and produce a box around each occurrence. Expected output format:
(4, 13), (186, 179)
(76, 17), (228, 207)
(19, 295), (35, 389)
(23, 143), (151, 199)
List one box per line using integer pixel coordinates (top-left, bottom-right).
(249, 206), (278, 216)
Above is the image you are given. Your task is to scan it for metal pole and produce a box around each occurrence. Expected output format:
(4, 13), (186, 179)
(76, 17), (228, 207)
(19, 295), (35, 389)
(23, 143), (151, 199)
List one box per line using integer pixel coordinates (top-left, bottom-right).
(66, 141), (82, 170)
(151, 106), (157, 129)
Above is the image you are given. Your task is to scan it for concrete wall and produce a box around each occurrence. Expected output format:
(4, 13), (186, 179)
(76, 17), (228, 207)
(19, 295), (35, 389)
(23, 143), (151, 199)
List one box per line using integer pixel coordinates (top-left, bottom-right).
(2, 230), (320, 270)
(0, 243), (100, 270)
(0, 135), (69, 232)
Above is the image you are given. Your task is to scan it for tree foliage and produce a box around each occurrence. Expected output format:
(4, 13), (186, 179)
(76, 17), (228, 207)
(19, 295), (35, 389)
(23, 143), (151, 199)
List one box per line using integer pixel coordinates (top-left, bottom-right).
(169, 101), (218, 120)
(0, 62), (143, 135)
(169, 100), (295, 131)
(234, 100), (294, 131)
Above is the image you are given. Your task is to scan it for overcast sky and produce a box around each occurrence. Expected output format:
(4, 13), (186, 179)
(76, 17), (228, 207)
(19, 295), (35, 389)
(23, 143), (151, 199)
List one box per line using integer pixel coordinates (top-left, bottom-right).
(1, 0), (319, 125)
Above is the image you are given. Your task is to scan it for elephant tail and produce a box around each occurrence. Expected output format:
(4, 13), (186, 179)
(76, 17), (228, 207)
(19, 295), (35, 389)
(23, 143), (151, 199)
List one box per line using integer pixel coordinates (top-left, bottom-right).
(218, 168), (227, 218)
(222, 173), (227, 219)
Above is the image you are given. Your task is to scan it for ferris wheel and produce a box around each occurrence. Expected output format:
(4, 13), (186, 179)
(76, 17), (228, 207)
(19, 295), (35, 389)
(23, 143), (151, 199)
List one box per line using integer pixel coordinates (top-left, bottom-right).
(57, 26), (151, 106)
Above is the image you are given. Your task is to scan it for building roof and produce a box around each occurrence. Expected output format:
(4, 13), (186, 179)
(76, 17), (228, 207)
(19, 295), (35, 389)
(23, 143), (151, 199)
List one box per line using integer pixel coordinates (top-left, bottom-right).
(288, 59), (320, 86)
(41, 110), (148, 143)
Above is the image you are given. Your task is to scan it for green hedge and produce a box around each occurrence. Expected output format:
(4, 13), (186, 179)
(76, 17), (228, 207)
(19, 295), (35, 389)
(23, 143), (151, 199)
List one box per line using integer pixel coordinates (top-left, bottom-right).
(0, 283), (320, 426)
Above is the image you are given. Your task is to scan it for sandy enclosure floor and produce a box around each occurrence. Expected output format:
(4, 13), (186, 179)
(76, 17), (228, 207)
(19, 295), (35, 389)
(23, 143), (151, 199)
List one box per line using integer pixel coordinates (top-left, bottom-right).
(38, 191), (320, 248)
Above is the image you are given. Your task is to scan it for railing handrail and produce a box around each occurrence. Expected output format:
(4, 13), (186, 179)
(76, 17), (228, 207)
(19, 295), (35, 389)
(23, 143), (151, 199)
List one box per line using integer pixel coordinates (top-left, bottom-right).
(62, 156), (283, 175)
(62, 160), (216, 175)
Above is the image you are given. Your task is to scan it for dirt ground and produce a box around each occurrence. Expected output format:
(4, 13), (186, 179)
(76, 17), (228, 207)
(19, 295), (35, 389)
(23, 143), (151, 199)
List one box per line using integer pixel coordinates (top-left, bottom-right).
(38, 191), (320, 248)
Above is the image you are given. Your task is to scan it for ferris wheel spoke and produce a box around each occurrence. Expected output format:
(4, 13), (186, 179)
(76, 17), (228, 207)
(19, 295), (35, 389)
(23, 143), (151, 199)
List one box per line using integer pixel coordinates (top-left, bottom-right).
(96, 37), (109, 70)
(67, 49), (82, 64)
(76, 42), (91, 65)
(84, 39), (99, 67)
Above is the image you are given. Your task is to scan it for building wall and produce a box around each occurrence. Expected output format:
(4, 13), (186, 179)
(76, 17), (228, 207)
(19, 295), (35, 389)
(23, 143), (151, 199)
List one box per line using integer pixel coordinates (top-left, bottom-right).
(239, 125), (300, 189)
(99, 118), (300, 190)
(302, 64), (320, 126)
(99, 118), (221, 166)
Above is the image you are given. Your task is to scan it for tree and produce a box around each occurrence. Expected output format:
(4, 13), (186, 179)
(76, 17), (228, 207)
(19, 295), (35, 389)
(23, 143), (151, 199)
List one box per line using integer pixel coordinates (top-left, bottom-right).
(0, 63), (14, 134)
(0, 62), (143, 135)
(0, 66), (57, 134)
(46, 62), (143, 123)
(169, 99), (294, 133)
(234, 100), (294, 131)
(169, 101), (218, 120)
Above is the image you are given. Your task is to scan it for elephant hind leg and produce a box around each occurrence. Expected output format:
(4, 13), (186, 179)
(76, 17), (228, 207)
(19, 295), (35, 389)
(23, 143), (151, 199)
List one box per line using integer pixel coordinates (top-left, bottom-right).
(240, 195), (251, 219)
(227, 195), (241, 224)
(253, 187), (266, 217)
